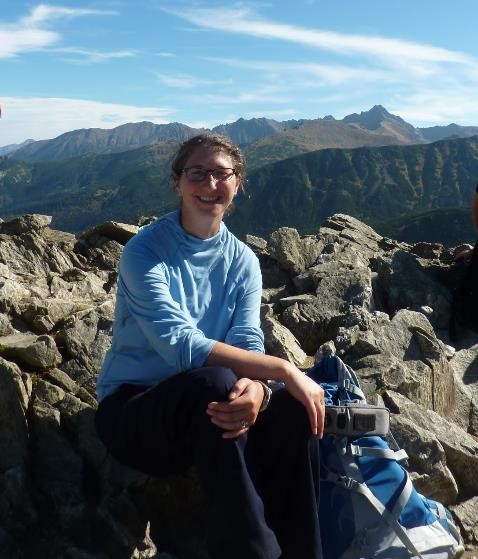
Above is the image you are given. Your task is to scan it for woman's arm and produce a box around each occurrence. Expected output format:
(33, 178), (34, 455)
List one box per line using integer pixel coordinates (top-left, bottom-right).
(472, 186), (478, 233)
(206, 341), (325, 437)
(224, 251), (264, 352)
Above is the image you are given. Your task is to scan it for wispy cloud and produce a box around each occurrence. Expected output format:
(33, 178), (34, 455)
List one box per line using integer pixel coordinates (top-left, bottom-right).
(162, 6), (478, 127)
(0, 97), (172, 144)
(0, 26), (58, 58)
(393, 88), (478, 125)
(53, 47), (136, 63)
(157, 72), (233, 89)
(203, 57), (393, 86)
(201, 89), (289, 105)
(0, 4), (119, 60)
(165, 6), (473, 65)
(244, 108), (299, 120)
(19, 4), (115, 27)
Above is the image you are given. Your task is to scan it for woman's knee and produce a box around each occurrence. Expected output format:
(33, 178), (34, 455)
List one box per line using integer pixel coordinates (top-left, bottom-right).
(267, 389), (311, 437)
(189, 366), (238, 402)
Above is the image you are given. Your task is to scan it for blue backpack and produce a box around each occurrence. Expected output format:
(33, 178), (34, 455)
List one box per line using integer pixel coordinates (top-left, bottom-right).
(308, 354), (464, 559)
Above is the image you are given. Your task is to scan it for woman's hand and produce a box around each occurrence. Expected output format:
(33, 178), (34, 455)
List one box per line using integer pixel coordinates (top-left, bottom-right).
(283, 365), (325, 438)
(206, 378), (264, 439)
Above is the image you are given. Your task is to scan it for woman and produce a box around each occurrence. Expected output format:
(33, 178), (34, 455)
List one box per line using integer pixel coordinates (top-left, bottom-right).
(95, 133), (325, 559)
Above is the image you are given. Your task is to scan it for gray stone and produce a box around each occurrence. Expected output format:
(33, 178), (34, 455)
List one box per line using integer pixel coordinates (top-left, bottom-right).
(0, 214), (52, 235)
(0, 333), (62, 369)
(281, 300), (330, 355)
(261, 286), (289, 304)
(351, 310), (456, 419)
(0, 313), (14, 336)
(80, 221), (139, 245)
(450, 496), (478, 543)
(390, 415), (458, 504)
(384, 390), (478, 498)
(245, 234), (268, 252)
(383, 250), (452, 328)
(268, 227), (308, 275)
(262, 314), (307, 366)
(0, 358), (29, 471)
(450, 343), (478, 390)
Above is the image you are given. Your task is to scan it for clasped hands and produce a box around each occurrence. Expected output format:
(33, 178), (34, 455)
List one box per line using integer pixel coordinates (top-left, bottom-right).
(206, 372), (325, 439)
(207, 378), (263, 439)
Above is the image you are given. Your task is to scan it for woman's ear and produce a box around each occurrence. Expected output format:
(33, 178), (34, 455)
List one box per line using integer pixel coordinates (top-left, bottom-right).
(171, 174), (181, 194)
(235, 175), (243, 196)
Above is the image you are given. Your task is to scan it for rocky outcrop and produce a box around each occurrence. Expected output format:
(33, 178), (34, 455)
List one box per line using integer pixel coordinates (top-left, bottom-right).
(0, 212), (477, 558)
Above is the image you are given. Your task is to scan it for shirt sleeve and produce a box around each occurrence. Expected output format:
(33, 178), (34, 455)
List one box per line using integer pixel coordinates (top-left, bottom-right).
(224, 252), (265, 353)
(119, 239), (215, 372)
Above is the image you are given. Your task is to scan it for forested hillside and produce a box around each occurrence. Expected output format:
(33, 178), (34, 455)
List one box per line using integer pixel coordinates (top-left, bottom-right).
(1, 135), (477, 244)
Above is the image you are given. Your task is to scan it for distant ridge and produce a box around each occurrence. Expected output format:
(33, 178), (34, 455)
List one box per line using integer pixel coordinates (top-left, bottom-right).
(418, 123), (478, 142)
(9, 122), (205, 162)
(4, 105), (478, 164)
(212, 117), (297, 145)
(0, 138), (35, 156)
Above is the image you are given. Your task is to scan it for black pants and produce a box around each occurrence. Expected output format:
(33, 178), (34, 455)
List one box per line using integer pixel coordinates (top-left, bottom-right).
(95, 366), (322, 559)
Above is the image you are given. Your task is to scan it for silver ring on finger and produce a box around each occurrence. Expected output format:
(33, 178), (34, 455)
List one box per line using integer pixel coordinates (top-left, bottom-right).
(240, 419), (248, 429)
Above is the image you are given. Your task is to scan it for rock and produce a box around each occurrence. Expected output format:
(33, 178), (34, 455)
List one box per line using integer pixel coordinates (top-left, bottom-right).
(80, 221), (139, 245)
(262, 314), (308, 367)
(0, 212), (477, 555)
(351, 310), (456, 419)
(0, 333), (62, 369)
(0, 214), (52, 235)
(381, 250), (452, 328)
(245, 234), (267, 252)
(450, 343), (478, 390)
(55, 302), (114, 375)
(384, 390), (478, 499)
(268, 227), (323, 275)
(451, 496), (478, 543)
(390, 415), (458, 504)
(0, 358), (29, 471)
(261, 285), (289, 304)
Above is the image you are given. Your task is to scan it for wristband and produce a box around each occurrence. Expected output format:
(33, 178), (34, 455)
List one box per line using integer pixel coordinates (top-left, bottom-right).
(257, 380), (272, 412)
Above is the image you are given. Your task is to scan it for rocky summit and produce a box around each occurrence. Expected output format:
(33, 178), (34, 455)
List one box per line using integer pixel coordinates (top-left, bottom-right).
(0, 212), (477, 559)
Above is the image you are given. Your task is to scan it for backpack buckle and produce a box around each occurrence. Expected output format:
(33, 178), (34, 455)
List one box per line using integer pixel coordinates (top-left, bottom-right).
(349, 444), (362, 456)
(337, 474), (359, 491)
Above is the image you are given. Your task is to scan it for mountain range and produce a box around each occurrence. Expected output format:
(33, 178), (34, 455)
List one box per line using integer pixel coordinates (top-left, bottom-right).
(5, 105), (478, 164)
(1, 105), (477, 245)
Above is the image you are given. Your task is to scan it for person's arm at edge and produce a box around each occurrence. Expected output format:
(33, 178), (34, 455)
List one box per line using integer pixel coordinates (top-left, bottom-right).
(206, 341), (325, 437)
(472, 186), (478, 233)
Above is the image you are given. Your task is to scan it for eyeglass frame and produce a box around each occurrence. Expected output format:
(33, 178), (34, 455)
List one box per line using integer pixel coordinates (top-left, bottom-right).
(181, 166), (237, 182)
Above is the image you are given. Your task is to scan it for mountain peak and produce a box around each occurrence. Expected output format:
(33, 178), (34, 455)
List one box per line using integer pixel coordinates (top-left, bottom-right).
(342, 105), (424, 143)
(343, 105), (398, 130)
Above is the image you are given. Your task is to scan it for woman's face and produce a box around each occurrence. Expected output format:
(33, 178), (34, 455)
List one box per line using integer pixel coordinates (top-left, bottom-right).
(174, 146), (241, 238)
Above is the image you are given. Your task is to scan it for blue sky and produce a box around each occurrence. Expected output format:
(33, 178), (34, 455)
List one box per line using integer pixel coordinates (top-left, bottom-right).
(1, 0), (478, 146)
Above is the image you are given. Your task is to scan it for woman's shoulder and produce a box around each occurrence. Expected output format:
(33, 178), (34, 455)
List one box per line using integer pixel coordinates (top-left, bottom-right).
(222, 225), (260, 268)
(121, 211), (179, 264)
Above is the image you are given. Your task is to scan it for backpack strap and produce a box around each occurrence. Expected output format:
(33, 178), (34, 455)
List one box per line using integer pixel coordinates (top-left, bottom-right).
(336, 358), (366, 400)
(429, 500), (464, 548)
(348, 444), (408, 463)
(326, 471), (425, 559)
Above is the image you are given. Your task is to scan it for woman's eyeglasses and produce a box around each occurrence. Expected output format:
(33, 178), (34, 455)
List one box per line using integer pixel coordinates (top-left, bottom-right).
(181, 167), (236, 182)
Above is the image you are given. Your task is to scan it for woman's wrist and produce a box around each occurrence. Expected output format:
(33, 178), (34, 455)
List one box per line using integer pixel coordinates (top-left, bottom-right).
(256, 380), (272, 412)
(279, 361), (301, 385)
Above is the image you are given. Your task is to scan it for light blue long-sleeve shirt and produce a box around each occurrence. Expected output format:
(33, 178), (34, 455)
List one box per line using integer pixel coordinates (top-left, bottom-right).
(97, 210), (264, 401)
